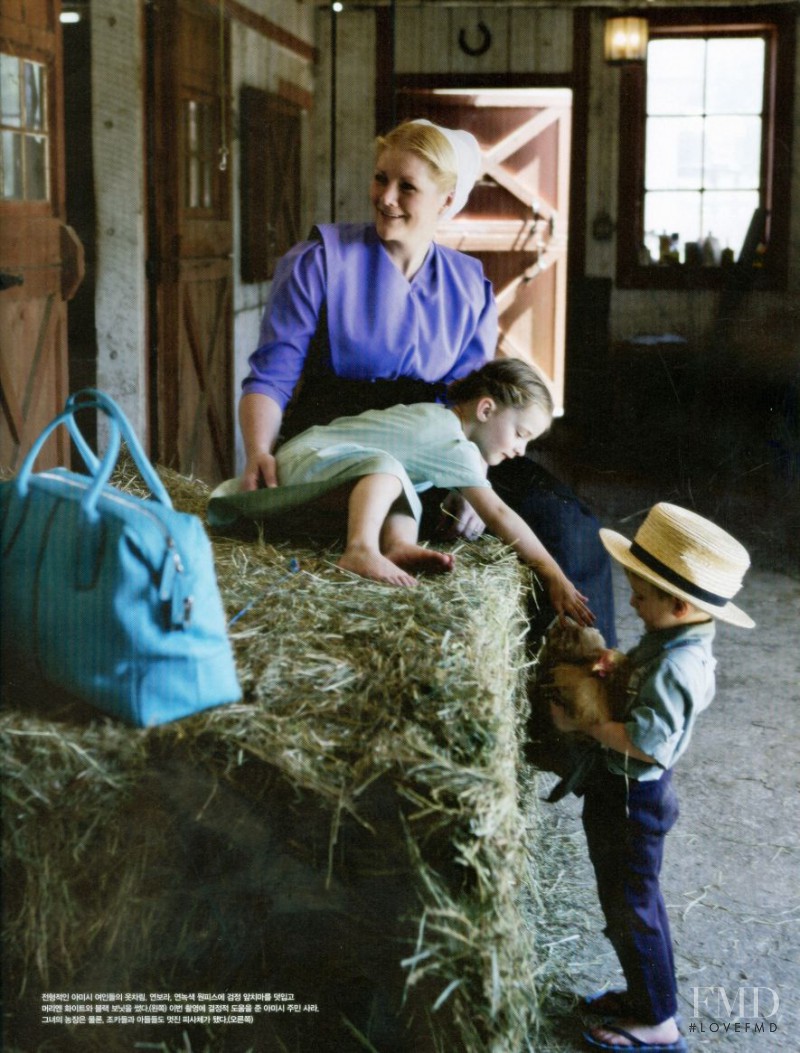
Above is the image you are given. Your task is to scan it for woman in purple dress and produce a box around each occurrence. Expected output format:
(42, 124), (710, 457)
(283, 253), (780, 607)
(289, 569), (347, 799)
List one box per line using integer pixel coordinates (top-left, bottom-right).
(238, 118), (616, 643)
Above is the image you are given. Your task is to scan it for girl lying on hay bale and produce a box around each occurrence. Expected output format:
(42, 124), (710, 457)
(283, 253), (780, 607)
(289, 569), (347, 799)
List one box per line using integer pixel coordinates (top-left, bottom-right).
(210, 358), (594, 627)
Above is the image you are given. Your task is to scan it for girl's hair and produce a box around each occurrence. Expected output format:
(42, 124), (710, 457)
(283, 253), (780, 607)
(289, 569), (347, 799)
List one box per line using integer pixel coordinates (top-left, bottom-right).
(447, 358), (555, 416)
(375, 121), (457, 195)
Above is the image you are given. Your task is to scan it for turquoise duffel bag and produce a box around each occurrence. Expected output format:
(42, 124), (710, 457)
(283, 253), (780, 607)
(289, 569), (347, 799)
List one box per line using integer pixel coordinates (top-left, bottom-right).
(0, 389), (241, 726)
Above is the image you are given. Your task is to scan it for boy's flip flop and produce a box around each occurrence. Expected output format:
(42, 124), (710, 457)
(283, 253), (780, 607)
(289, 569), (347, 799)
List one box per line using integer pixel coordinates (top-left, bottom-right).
(583, 1025), (688, 1052)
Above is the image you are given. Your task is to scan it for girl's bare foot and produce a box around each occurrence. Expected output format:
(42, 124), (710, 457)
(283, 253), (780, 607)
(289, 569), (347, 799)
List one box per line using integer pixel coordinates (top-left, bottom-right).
(338, 544), (418, 587)
(587, 1017), (682, 1048)
(383, 541), (455, 575)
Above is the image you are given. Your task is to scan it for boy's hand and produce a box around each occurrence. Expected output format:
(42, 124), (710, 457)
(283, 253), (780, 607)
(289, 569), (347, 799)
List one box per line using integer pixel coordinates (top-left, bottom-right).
(549, 701), (582, 734)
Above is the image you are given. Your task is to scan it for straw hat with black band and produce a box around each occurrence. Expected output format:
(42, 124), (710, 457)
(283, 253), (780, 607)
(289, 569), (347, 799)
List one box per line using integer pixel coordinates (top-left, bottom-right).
(599, 503), (754, 629)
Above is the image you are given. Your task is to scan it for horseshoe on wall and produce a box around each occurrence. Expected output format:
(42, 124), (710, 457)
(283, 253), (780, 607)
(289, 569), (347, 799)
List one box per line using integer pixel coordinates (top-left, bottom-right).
(458, 21), (492, 57)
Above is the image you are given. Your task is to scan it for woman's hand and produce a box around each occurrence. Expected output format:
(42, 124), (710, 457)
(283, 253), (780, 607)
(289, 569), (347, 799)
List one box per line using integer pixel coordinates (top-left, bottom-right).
(239, 393), (283, 491)
(546, 571), (595, 628)
(436, 491), (486, 541)
(240, 452), (278, 491)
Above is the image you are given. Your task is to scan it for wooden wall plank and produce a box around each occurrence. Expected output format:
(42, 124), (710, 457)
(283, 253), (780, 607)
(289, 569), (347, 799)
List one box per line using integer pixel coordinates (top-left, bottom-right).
(583, 11), (618, 280)
(449, 7), (511, 76)
(396, 7), (455, 75)
(395, 6), (573, 76)
(335, 12), (378, 221)
(311, 11), (333, 224)
(224, 0), (315, 62)
(509, 7), (572, 73)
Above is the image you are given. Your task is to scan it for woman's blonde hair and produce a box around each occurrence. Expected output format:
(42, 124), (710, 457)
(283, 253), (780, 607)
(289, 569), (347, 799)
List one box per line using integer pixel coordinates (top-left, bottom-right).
(447, 358), (555, 417)
(375, 121), (458, 195)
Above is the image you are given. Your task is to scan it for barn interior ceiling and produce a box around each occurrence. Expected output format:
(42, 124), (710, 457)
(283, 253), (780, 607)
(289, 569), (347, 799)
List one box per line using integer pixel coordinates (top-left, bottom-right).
(315, 0), (799, 7)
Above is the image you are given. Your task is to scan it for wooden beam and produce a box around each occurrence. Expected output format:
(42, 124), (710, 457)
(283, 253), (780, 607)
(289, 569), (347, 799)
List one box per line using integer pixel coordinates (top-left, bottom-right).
(436, 219), (543, 252)
(483, 164), (554, 214)
(327, 0), (799, 7)
(196, 0), (317, 63)
(482, 108), (564, 168)
(278, 78), (313, 111)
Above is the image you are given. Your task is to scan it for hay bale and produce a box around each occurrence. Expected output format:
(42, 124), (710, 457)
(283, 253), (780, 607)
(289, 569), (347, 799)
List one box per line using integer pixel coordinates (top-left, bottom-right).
(1, 463), (544, 1052)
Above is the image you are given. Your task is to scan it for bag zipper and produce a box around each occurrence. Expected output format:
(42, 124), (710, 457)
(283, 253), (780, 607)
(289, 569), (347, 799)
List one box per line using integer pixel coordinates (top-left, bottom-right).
(36, 472), (193, 629)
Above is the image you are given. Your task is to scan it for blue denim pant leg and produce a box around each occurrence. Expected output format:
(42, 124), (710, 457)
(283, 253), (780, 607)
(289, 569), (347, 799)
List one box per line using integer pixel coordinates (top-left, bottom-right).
(582, 769), (680, 1024)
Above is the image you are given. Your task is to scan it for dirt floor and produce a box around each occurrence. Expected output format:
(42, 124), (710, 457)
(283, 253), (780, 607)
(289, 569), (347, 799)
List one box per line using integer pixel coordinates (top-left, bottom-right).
(529, 484), (800, 1051)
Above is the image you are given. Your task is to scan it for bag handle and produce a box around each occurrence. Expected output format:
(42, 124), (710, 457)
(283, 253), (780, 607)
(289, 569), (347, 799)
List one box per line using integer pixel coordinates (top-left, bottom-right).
(65, 389), (173, 508)
(16, 406), (122, 524)
(16, 389), (173, 520)
(63, 401), (102, 474)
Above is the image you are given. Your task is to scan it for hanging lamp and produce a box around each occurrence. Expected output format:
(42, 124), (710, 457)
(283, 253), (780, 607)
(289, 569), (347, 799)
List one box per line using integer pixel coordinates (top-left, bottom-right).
(604, 16), (649, 64)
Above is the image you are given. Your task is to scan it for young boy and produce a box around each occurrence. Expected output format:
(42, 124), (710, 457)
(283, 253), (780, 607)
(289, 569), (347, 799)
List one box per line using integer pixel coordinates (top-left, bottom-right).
(549, 503), (754, 1052)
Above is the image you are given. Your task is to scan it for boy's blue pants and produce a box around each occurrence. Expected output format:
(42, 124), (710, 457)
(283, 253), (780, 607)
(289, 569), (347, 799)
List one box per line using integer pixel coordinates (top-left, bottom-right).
(582, 767), (680, 1024)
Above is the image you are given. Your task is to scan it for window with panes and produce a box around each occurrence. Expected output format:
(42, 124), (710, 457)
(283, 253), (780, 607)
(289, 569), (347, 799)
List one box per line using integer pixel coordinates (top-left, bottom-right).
(616, 7), (794, 290)
(1, 53), (49, 202)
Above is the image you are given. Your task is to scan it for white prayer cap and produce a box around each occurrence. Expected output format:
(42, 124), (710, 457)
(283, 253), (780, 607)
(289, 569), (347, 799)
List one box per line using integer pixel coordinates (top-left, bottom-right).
(410, 119), (482, 219)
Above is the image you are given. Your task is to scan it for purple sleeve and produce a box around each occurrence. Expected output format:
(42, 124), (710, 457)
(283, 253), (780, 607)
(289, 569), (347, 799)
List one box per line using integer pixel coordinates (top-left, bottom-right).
(241, 239), (326, 409)
(439, 274), (497, 384)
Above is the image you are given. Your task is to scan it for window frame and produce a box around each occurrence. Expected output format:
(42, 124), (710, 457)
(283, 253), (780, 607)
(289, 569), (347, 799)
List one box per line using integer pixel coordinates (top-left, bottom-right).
(1, 52), (51, 205)
(181, 93), (221, 217)
(616, 5), (795, 290)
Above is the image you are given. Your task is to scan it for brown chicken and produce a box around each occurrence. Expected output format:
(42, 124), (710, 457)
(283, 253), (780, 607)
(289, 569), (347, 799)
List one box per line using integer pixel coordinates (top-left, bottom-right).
(534, 618), (631, 729)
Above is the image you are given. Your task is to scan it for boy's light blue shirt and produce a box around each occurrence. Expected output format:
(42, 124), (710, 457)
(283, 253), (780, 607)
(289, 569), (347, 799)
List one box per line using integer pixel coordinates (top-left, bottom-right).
(604, 620), (717, 781)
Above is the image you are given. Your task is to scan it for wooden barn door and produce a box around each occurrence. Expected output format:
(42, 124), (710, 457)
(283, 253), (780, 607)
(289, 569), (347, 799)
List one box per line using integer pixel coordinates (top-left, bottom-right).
(397, 90), (571, 412)
(148, 0), (233, 484)
(0, 0), (83, 471)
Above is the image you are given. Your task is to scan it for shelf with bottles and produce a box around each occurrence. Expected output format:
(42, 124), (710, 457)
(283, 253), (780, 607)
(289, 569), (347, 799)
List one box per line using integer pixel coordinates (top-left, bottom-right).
(638, 230), (744, 269)
(622, 227), (775, 290)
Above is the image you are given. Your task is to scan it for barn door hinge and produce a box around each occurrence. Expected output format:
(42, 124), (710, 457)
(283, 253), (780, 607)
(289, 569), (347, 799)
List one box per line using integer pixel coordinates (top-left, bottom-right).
(0, 271), (24, 291)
